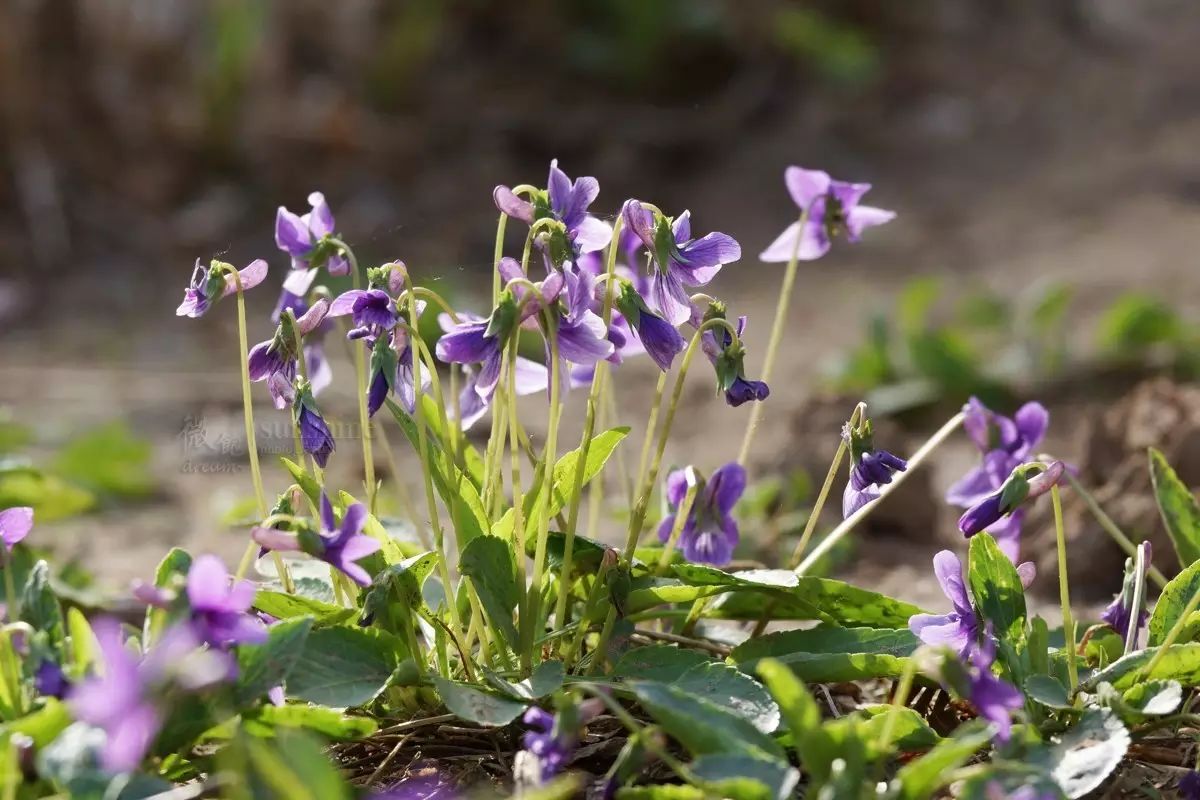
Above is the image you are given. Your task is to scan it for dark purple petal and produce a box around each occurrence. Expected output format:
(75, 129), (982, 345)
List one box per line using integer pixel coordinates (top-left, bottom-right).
(176, 287), (209, 318)
(725, 377), (770, 407)
(664, 468), (690, 508)
(35, 660), (69, 699)
(707, 463), (747, 516)
(828, 180), (871, 212)
(546, 160), (573, 220)
(1012, 402), (1049, 456)
(784, 166), (832, 210)
(367, 369), (390, 417)
(247, 341), (286, 382)
(319, 492), (337, 534)
(299, 406), (335, 467)
(1179, 771), (1200, 800)
(339, 502), (369, 541)
(959, 492), (1006, 537)
(969, 670), (1023, 743)
(633, 310), (685, 372)
(275, 207), (313, 257)
(436, 322), (494, 365)
(681, 521), (737, 566)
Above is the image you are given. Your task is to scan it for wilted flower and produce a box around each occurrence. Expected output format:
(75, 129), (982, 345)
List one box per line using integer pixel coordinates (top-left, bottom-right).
(759, 167), (894, 262)
(70, 619), (230, 772)
(253, 493), (381, 586)
(624, 201), (741, 325)
(1100, 541), (1152, 648)
(909, 550), (979, 659)
(176, 259), (268, 318)
(275, 192), (349, 292)
(494, 160), (612, 256)
(657, 463), (745, 566)
(0, 506), (33, 555)
(186, 555), (267, 649)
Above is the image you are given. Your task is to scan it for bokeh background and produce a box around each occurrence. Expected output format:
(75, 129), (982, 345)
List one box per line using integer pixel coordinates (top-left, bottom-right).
(2, 0), (1199, 613)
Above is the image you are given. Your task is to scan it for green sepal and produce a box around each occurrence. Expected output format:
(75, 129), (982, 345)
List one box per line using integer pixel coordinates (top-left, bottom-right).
(484, 290), (519, 341)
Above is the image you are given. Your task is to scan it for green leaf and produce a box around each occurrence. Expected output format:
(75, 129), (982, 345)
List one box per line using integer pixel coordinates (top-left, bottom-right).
(708, 574), (925, 628)
(242, 704), (378, 739)
(20, 561), (64, 645)
(967, 533), (1027, 648)
(432, 676), (528, 726)
(280, 457), (322, 507)
(359, 551), (440, 635)
(459, 535), (519, 648)
(1098, 294), (1182, 353)
(0, 469), (94, 520)
(494, 427), (629, 540)
(731, 627), (918, 683)
(617, 787), (706, 800)
(627, 680), (784, 760)
(483, 660), (565, 700)
(672, 662), (780, 734)
(535, 530), (610, 574)
(65, 607), (97, 678)
(153, 547), (192, 586)
(1, 698), (71, 747)
(1149, 448), (1200, 569)
(242, 729), (350, 800)
(858, 705), (942, 751)
(54, 422), (155, 498)
(1033, 707), (1129, 799)
(1120, 679), (1182, 716)
(613, 646), (713, 683)
(1024, 675), (1072, 710)
(253, 591), (355, 627)
(1148, 557), (1200, 647)
(690, 755), (799, 800)
(893, 721), (992, 800)
(1081, 643), (1200, 690)
(287, 626), (405, 707)
(235, 617), (313, 705)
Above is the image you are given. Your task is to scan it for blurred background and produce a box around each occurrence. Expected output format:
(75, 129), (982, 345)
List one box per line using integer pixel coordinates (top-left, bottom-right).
(1, 0), (1199, 611)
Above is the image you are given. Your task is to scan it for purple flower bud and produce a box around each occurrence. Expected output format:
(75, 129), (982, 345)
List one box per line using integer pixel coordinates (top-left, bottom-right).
(367, 368), (390, 418)
(0, 506), (33, 554)
(725, 376), (770, 407)
(958, 491), (1007, 537)
(297, 401), (335, 468)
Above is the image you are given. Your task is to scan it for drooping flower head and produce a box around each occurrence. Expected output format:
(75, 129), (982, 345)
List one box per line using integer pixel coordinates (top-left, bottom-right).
(840, 417), (907, 518)
(186, 555), (267, 649)
(292, 380), (335, 467)
(908, 550), (979, 659)
(623, 200), (741, 325)
(1100, 540), (1152, 649)
(657, 463), (745, 566)
(253, 493), (381, 587)
(760, 167), (894, 262)
(275, 192), (349, 295)
(494, 160), (612, 259)
(70, 619), (231, 772)
(176, 259), (268, 318)
(958, 460), (1065, 541)
(946, 399), (1051, 561)
(696, 301), (769, 407)
(0, 506), (33, 557)
(612, 277), (686, 372)
(435, 295), (517, 411)
(247, 298), (331, 410)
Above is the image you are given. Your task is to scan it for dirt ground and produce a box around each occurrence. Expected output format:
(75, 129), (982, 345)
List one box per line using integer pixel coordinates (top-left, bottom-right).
(1, 1), (1199, 621)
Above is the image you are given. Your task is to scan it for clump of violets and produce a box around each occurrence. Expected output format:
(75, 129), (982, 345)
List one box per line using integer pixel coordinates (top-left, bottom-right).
(759, 166), (894, 262)
(958, 460), (1065, 545)
(70, 619), (231, 772)
(1, 505), (33, 557)
(947, 399), (1051, 560)
(186, 555), (267, 650)
(1100, 540), (1152, 649)
(494, 159), (612, 258)
(253, 493), (381, 586)
(841, 417), (907, 518)
(176, 259), (268, 318)
(657, 463), (746, 566)
(623, 201), (741, 326)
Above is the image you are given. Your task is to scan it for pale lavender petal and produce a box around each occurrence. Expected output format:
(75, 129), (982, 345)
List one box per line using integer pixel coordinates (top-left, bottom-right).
(932, 550), (970, 612)
(1016, 561), (1036, 589)
(664, 468), (691, 508)
(101, 702), (160, 772)
(563, 175), (600, 229)
(337, 534), (382, 563)
(436, 323), (493, 365)
(282, 267), (318, 297)
(251, 527), (301, 553)
(275, 207), (312, 255)
(513, 357), (549, 395)
(675, 232), (741, 280)
(844, 205), (895, 241)
(306, 192), (335, 238)
(945, 465), (996, 508)
(784, 166), (831, 210)
(1012, 402), (1049, 453)
(758, 220), (830, 263)
(547, 160), (572, 217)
(649, 270), (692, 326)
(657, 514), (678, 543)
(494, 185), (534, 224)
(671, 210), (692, 244)
(0, 506), (33, 549)
(828, 180), (871, 211)
(909, 613), (970, 652)
(186, 555), (231, 611)
(622, 200), (656, 251)
(572, 215), (612, 253)
(557, 311), (615, 365)
(296, 298), (330, 334)
(329, 290), (368, 318)
(220, 259), (268, 297)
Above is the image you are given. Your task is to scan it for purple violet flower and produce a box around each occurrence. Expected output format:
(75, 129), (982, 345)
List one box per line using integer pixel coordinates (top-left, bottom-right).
(436, 314), (506, 406)
(275, 192), (349, 290)
(249, 299), (331, 410)
(657, 463), (745, 566)
(329, 288), (400, 340)
(624, 201), (741, 325)
(34, 659), (69, 699)
(1100, 540), (1152, 649)
(186, 555), (267, 649)
(494, 160), (612, 255)
(843, 448), (908, 518)
(908, 550), (980, 659)
(253, 493), (381, 586)
(612, 278), (685, 371)
(520, 707), (573, 783)
(965, 634), (1023, 743)
(553, 265), (617, 371)
(958, 460), (1065, 540)
(1180, 771), (1200, 800)
(454, 356), (547, 431)
(296, 399), (335, 468)
(760, 167), (894, 262)
(70, 619), (230, 772)
(1, 506), (33, 555)
(697, 311), (769, 407)
(176, 259), (268, 318)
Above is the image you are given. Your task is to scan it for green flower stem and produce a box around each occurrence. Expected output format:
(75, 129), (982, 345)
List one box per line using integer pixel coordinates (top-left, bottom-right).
(564, 552), (614, 669)
(2, 564), (17, 628)
(737, 207), (811, 467)
(492, 212), (508, 304)
(552, 216), (624, 643)
(505, 337), (531, 671)
(405, 293), (465, 650)
(601, 372), (634, 501)
(633, 373), (669, 506)
(794, 411), (965, 576)
(523, 316), (563, 670)
(588, 319), (742, 672)
(656, 483), (698, 575)
(214, 264), (268, 584)
(1061, 470), (1168, 589)
(789, 403), (866, 568)
(1051, 484), (1078, 691)
(328, 236), (377, 513)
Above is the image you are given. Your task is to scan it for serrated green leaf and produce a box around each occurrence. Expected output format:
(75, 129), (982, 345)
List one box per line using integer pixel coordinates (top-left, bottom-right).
(894, 721), (992, 800)
(1148, 557), (1200, 647)
(432, 676), (528, 726)
(1024, 674), (1072, 710)
(627, 680), (784, 760)
(1081, 643), (1200, 690)
(459, 535), (519, 649)
(236, 617), (313, 705)
(967, 533), (1027, 650)
(731, 627), (917, 683)
(1149, 448), (1200, 569)
(287, 626), (405, 707)
(672, 662), (780, 733)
